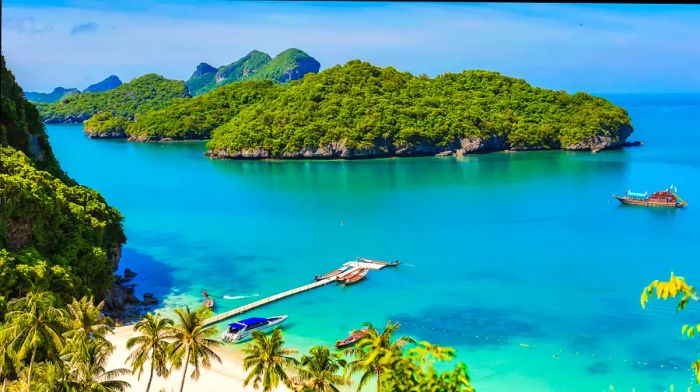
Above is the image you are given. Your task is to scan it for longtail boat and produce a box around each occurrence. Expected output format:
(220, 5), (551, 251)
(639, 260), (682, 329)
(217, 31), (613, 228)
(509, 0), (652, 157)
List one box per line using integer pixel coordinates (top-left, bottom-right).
(613, 186), (687, 208)
(357, 257), (400, 267)
(341, 268), (368, 285)
(315, 265), (351, 281)
(336, 327), (369, 349)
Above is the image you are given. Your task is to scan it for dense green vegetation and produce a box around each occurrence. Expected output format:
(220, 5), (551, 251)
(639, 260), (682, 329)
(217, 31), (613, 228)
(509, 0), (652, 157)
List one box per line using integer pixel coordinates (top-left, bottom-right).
(37, 73), (189, 123)
(0, 147), (125, 307)
(84, 112), (131, 138)
(127, 80), (280, 140)
(206, 60), (632, 157)
(186, 48), (319, 96)
(1, 53), (126, 316)
(24, 87), (80, 104)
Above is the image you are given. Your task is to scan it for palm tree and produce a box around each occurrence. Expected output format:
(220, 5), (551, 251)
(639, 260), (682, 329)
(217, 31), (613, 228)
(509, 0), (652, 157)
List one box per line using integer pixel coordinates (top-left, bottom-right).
(126, 312), (174, 392)
(0, 291), (67, 392)
(292, 346), (346, 392)
(241, 328), (298, 392)
(166, 306), (221, 392)
(344, 321), (415, 392)
(63, 338), (131, 392)
(64, 296), (112, 342)
(0, 332), (17, 392)
(31, 361), (71, 392)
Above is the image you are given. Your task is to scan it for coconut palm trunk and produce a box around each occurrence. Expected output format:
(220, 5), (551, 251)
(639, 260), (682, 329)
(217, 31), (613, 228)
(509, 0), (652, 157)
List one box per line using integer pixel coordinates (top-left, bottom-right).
(179, 349), (191, 392)
(376, 367), (381, 392)
(145, 346), (156, 392)
(26, 347), (36, 392)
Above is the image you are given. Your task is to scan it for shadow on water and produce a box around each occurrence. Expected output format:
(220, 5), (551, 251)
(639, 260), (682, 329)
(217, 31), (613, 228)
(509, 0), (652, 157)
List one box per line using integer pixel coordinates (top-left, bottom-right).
(117, 246), (175, 305)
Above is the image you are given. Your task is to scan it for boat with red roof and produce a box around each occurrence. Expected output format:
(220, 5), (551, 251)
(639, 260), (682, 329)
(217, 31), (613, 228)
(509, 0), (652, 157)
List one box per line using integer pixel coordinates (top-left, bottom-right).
(613, 185), (687, 208)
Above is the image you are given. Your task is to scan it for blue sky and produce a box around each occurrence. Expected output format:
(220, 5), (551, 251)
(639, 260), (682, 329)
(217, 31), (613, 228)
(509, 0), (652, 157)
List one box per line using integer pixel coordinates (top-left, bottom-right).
(2, 1), (699, 93)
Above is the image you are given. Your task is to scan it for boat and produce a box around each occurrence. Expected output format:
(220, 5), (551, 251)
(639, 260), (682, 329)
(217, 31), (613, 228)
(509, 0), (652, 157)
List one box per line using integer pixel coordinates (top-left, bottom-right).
(341, 268), (368, 285)
(315, 265), (352, 281)
(203, 296), (215, 309)
(335, 327), (369, 349)
(357, 257), (400, 267)
(613, 185), (687, 208)
(221, 315), (288, 343)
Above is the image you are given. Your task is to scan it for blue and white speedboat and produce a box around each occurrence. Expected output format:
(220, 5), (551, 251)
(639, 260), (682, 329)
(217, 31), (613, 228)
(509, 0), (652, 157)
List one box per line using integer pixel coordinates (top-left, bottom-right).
(221, 315), (288, 343)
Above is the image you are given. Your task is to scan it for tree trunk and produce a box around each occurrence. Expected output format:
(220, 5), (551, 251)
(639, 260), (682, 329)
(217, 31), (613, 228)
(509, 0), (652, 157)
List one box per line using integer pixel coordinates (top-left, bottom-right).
(179, 350), (190, 392)
(26, 347), (36, 392)
(2, 377), (7, 392)
(376, 367), (381, 392)
(146, 346), (156, 392)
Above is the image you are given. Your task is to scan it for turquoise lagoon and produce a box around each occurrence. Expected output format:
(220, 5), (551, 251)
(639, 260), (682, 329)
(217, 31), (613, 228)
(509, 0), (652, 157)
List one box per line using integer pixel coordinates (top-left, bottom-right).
(47, 94), (700, 391)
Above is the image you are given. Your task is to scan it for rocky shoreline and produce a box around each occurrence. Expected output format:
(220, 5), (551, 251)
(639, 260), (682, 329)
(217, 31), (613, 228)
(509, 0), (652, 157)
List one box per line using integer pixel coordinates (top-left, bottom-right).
(205, 127), (638, 160)
(103, 268), (159, 326)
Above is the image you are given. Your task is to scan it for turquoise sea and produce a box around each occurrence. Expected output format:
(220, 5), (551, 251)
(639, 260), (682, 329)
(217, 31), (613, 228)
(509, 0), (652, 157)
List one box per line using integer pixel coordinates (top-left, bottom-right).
(47, 93), (700, 392)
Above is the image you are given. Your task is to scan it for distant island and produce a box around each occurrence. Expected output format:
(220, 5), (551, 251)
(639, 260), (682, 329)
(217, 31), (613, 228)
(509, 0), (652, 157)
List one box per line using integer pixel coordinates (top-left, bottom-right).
(25, 75), (123, 104)
(37, 50), (634, 156)
(186, 48), (320, 95)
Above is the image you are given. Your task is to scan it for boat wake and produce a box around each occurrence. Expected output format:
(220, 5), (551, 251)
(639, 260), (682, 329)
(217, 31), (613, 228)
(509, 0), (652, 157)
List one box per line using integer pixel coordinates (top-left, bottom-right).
(223, 293), (260, 300)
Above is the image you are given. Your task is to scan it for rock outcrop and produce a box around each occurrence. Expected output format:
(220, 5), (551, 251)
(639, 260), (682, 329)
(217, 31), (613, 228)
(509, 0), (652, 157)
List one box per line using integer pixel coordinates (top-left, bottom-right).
(84, 75), (122, 93)
(564, 124), (634, 152)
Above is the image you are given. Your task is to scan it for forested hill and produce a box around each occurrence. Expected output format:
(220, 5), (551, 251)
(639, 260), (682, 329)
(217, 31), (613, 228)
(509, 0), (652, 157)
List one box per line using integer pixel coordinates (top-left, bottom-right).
(0, 53), (126, 313)
(37, 73), (189, 123)
(205, 60), (633, 158)
(1, 55), (65, 177)
(186, 48), (320, 95)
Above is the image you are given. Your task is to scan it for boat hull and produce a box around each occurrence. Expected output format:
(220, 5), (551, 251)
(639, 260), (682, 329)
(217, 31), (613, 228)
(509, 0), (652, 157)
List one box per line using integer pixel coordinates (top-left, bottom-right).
(614, 195), (685, 208)
(222, 315), (287, 343)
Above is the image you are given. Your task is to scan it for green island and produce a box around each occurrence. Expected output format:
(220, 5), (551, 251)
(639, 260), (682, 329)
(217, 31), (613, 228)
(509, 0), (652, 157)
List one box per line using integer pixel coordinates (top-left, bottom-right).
(186, 48), (320, 96)
(74, 60), (634, 157)
(37, 73), (189, 126)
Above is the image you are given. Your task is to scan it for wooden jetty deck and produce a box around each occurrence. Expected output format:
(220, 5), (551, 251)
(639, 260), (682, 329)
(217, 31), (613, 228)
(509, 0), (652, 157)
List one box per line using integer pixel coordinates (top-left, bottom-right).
(202, 258), (399, 327)
(203, 276), (337, 326)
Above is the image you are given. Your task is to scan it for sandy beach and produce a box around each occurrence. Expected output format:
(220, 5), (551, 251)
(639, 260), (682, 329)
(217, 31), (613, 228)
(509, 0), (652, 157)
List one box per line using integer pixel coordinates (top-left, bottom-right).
(107, 326), (290, 392)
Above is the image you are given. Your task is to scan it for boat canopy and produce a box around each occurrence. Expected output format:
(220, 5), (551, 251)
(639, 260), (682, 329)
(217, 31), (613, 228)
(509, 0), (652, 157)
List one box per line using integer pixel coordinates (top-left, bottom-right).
(229, 317), (267, 328)
(626, 190), (648, 198)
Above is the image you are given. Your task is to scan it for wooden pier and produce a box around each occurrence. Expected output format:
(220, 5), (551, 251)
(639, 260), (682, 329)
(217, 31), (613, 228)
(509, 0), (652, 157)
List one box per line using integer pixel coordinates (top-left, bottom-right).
(202, 258), (399, 327)
(203, 276), (337, 326)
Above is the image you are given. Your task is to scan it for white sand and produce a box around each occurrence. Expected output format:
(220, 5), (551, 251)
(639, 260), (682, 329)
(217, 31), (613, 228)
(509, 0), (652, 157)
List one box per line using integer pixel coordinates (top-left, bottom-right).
(106, 326), (290, 392)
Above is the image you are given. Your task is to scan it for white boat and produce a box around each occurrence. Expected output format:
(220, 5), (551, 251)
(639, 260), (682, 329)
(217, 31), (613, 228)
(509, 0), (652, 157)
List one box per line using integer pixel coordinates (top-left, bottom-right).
(221, 315), (288, 343)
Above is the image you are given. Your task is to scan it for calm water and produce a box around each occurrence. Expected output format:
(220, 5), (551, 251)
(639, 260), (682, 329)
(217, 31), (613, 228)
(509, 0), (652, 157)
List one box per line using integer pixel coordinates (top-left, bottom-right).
(47, 93), (700, 392)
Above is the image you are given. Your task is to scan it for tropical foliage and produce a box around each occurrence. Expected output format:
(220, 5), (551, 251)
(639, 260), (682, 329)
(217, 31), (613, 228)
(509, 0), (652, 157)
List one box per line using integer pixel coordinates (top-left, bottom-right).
(242, 328), (298, 392)
(165, 306), (221, 392)
(0, 292), (130, 392)
(126, 80), (280, 140)
(344, 321), (416, 392)
(125, 313), (173, 392)
(292, 346), (347, 392)
(206, 60), (632, 157)
(37, 74), (189, 123)
(0, 147), (125, 308)
(641, 272), (699, 383)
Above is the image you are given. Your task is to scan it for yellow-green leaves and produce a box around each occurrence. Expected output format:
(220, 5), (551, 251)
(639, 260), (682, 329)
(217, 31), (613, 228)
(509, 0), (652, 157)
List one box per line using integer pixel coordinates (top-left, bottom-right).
(640, 272), (697, 311)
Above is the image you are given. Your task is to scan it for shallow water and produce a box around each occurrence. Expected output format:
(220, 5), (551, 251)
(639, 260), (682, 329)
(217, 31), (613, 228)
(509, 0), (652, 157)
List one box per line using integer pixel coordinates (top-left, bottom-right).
(47, 93), (700, 391)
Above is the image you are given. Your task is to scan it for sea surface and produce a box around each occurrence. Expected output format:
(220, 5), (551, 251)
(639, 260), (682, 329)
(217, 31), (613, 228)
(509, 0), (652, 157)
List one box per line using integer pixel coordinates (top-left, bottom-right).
(47, 93), (700, 392)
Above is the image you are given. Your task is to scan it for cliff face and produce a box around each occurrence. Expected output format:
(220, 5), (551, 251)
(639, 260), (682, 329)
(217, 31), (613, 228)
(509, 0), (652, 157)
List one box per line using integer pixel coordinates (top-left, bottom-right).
(0, 53), (126, 308)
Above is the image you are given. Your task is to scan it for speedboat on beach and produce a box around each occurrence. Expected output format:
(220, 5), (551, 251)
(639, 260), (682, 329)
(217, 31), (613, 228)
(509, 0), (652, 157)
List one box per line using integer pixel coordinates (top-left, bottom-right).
(221, 315), (288, 343)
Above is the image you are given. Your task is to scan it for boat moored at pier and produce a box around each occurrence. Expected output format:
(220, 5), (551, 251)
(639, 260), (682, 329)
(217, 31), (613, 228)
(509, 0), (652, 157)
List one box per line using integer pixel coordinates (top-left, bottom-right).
(221, 315), (288, 343)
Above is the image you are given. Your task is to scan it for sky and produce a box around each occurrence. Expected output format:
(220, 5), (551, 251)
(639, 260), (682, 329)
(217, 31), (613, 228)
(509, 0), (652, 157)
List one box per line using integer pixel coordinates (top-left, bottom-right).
(2, 1), (699, 94)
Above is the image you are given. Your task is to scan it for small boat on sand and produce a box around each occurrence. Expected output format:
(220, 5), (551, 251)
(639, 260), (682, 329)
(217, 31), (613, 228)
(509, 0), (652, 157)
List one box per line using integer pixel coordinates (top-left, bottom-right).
(341, 268), (368, 285)
(315, 265), (352, 281)
(613, 186), (687, 208)
(336, 327), (369, 349)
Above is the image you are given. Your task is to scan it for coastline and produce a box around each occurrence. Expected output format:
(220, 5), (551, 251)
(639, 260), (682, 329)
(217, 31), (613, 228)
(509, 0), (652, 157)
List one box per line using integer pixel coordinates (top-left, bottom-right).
(106, 325), (292, 392)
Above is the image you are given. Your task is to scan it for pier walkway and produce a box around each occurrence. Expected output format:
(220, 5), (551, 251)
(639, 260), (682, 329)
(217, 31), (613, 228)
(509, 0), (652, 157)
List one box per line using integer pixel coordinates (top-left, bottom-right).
(203, 276), (337, 326)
